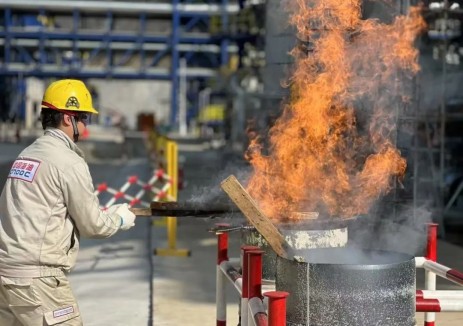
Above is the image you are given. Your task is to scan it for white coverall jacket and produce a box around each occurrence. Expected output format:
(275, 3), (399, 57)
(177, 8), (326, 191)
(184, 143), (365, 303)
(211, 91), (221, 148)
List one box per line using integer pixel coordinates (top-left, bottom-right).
(0, 128), (122, 277)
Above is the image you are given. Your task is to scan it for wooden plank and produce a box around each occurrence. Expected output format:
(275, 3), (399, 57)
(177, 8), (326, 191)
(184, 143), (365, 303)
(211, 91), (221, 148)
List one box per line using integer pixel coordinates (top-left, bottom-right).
(220, 175), (290, 259)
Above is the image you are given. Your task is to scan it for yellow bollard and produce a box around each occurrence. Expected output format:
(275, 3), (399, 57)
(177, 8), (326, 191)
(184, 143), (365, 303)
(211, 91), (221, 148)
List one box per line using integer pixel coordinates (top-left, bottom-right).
(151, 132), (168, 227)
(153, 139), (190, 257)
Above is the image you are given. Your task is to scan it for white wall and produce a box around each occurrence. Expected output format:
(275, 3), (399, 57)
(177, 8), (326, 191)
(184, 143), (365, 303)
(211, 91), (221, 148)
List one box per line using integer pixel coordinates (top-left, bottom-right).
(25, 77), (46, 129)
(88, 79), (171, 130)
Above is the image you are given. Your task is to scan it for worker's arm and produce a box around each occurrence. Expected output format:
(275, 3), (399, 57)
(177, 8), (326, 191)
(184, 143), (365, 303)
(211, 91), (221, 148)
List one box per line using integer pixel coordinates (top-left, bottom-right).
(60, 161), (132, 238)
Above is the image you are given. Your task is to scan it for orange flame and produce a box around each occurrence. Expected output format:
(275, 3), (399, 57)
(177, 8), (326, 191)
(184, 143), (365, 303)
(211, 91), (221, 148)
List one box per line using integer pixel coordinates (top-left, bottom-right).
(246, 2), (425, 220)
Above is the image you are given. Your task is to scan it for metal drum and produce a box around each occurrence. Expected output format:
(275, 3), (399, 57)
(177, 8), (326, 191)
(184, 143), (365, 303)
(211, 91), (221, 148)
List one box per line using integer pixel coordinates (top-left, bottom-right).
(241, 217), (350, 280)
(276, 247), (416, 326)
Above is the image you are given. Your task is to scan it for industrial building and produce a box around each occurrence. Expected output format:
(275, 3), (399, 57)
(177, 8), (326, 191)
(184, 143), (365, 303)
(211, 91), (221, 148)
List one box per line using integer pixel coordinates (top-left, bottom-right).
(0, 0), (463, 325)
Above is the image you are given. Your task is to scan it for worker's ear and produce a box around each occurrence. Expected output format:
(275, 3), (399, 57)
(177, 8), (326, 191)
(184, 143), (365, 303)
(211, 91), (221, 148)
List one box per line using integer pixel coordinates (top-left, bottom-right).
(62, 113), (73, 127)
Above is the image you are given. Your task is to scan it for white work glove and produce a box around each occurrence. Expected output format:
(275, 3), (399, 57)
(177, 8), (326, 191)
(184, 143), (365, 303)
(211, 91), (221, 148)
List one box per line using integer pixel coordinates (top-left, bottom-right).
(112, 203), (136, 230)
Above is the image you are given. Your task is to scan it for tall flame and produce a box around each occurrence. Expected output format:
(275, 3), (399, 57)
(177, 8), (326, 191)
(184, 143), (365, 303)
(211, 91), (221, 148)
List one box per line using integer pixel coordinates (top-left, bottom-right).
(246, 1), (425, 220)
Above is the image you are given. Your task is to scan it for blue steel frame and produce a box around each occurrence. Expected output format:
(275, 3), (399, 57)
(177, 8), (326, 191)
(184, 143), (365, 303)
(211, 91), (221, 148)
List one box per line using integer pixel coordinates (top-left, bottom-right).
(0, 0), (238, 126)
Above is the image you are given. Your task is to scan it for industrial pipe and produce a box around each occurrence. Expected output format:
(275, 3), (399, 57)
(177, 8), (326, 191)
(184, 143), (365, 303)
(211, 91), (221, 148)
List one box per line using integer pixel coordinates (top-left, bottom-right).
(0, 0), (240, 14)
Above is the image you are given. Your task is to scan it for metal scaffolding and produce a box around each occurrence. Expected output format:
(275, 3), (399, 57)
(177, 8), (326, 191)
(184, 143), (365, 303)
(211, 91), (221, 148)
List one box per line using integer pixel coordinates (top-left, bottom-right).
(406, 0), (463, 236)
(0, 0), (244, 125)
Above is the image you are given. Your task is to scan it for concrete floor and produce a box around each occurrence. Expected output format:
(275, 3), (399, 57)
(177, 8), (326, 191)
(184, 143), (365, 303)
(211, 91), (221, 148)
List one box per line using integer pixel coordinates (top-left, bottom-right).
(1, 133), (463, 325)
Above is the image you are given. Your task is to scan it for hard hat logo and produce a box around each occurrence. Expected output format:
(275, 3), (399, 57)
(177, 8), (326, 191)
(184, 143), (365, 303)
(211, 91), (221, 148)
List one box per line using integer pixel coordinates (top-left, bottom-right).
(66, 96), (80, 109)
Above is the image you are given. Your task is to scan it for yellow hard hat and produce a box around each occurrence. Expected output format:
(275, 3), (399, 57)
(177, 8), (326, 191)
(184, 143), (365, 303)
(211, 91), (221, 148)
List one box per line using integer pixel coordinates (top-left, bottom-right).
(41, 79), (99, 114)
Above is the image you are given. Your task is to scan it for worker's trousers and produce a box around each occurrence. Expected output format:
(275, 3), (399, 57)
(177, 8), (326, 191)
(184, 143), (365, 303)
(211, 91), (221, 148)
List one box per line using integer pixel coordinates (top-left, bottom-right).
(0, 274), (82, 325)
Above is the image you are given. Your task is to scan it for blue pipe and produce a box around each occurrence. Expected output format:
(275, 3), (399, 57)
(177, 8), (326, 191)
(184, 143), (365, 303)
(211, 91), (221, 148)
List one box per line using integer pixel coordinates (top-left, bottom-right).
(4, 9), (11, 65)
(221, 0), (229, 66)
(170, 0), (180, 127)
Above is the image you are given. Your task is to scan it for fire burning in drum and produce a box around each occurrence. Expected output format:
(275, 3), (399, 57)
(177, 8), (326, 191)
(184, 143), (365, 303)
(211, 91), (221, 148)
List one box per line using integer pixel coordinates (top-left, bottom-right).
(245, 0), (425, 221)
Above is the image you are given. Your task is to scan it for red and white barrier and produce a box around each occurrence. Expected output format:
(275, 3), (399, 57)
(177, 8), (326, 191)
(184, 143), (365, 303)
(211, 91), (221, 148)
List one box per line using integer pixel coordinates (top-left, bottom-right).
(417, 298), (463, 312)
(216, 222), (463, 326)
(216, 231), (228, 326)
(416, 223), (463, 325)
(215, 226), (288, 326)
(417, 290), (463, 300)
(247, 251), (267, 326)
(241, 246), (259, 325)
(420, 260), (463, 287)
(94, 169), (174, 208)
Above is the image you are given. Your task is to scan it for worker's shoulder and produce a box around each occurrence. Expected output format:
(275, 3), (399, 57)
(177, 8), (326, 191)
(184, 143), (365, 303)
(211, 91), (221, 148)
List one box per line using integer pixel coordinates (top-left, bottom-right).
(19, 135), (85, 171)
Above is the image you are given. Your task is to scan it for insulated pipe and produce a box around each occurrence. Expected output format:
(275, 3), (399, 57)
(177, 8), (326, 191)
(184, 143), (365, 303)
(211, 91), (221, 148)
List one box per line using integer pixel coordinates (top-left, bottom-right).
(247, 251), (264, 326)
(241, 246), (260, 326)
(0, 0), (240, 14)
(264, 291), (289, 326)
(425, 223), (438, 326)
(217, 229), (229, 326)
(417, 298), (463, 312)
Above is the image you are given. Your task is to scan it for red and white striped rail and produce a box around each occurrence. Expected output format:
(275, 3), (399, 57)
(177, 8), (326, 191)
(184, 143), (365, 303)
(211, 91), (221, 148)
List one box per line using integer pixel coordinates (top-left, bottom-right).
(417, 290), (463, 312)
(415, 223), (463, 325)
(415, 258), (463, 287)
(215, 227), (288, 326)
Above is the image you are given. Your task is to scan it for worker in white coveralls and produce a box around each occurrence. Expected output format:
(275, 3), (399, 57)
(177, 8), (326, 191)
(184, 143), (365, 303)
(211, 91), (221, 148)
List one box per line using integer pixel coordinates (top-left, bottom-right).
(0, 79), (136, 325)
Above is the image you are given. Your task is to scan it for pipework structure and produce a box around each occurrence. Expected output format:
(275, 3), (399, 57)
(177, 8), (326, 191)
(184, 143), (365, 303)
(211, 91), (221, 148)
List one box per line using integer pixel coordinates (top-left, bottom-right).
(0, 0), (252, 126)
